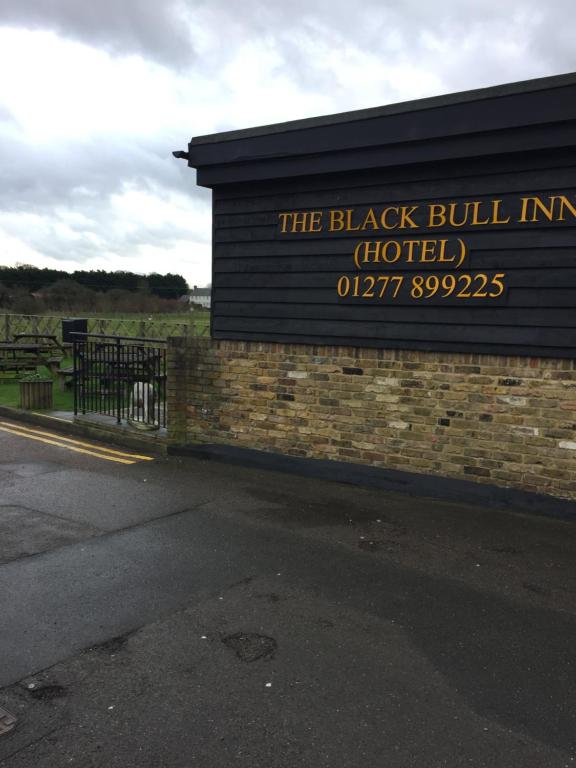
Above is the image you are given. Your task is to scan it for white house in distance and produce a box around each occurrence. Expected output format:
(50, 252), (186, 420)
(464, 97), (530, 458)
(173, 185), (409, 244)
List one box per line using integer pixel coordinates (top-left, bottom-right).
(187, 285), (211, 309)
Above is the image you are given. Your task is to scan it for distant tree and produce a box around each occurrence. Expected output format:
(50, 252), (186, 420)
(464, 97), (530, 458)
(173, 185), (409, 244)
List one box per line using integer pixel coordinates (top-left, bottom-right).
(9, 287), (40, 314)
(0, 265), (189, 297)
(147, 272), (188, 299)
(0, 281), (10, 309)
(42, 280), (98, 312)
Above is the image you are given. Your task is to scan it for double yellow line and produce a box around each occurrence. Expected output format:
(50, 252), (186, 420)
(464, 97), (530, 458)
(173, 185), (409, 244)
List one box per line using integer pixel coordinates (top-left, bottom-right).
(0, 421), (154, 465)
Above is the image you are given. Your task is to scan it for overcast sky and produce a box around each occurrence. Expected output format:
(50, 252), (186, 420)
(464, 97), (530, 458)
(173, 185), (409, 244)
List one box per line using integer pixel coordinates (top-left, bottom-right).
(0, 0), (574, 288)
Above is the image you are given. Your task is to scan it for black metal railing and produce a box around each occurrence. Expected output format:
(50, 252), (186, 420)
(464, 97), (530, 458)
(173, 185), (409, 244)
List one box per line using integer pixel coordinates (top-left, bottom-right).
(73, 333), (167, 429)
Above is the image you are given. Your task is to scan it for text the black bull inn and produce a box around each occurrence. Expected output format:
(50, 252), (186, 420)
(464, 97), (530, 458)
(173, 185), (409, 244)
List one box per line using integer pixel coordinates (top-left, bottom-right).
(175, 73), (576, 358)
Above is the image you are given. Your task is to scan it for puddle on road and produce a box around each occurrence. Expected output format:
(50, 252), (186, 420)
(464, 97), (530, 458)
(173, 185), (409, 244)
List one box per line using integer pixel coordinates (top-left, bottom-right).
(27, 685), (67, 701)
(222, 632), (277, 663)
(0, 462), (63, 478)
(244, 487), (392, 528)
(0, 505), (96, 565)
(85, 632), (133, 656)
(0, 706), (17, 737)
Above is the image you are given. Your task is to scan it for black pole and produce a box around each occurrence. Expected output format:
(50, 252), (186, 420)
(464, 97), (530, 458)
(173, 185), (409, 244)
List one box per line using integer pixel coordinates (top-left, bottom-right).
(116, 338), (122, 424)
(73, 339), (78, 416)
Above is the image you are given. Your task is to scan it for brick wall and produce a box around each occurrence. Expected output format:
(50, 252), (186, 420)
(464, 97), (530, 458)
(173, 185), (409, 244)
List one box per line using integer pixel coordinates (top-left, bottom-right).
(167, 337), (576, 501)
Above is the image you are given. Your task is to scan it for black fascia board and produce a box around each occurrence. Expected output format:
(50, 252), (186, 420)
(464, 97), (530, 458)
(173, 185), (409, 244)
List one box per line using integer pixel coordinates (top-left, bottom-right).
(184, 72), (576, 187)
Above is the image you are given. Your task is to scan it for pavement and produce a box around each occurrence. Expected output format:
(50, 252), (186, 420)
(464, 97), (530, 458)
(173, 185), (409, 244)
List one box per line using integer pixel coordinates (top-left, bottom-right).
(0, 416), (574, 767)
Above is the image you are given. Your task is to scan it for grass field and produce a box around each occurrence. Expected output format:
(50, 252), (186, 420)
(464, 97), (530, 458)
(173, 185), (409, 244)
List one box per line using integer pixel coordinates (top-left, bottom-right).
(0, 362), (74, 411)
(75, 312), (198, 321)
(65, 312), (208, 325)
(0, 309), (210, 412)
(1, 309), (210, 342)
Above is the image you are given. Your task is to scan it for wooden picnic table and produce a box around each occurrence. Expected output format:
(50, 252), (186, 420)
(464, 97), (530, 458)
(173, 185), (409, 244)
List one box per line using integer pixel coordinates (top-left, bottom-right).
(0, 342), (64, 375)
(0, 342), (50, 355)
(12, 333), (69, 354)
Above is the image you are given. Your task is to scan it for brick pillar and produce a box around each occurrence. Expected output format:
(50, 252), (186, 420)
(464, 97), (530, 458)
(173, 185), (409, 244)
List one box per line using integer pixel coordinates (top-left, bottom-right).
(166, 337), (195, 445)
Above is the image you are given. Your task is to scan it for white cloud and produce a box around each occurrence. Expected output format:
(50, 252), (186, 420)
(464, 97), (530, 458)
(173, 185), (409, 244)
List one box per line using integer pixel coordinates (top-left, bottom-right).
(0, 28), (200, 143)
(0, 0), (574, 289)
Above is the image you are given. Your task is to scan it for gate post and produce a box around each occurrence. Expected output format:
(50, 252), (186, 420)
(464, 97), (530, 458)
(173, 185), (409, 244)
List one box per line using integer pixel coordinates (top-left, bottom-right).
(73, 339), (78, 415)
(116, 337), (122, 424)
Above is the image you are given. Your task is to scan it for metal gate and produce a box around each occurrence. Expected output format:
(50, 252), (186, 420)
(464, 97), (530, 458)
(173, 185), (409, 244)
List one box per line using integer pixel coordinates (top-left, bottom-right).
(73, 333), (167, 429)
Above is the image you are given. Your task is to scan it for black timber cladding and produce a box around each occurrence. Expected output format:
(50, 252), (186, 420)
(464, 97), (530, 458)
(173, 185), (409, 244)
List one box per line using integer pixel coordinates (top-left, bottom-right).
(186, 73), (576, 357)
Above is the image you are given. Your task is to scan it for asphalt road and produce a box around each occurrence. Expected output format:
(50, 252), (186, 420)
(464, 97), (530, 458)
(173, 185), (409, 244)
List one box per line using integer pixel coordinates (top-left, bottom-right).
(0, 418), (574, 767)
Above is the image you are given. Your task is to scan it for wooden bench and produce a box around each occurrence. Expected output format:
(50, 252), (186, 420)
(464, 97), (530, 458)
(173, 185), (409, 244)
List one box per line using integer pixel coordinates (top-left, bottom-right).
(45, 357), (62, 376)
(0, 358), (37, 376)
(12, 333), (67, 355)
(0, 356), (61, 374)
(56, 366), (75, 392)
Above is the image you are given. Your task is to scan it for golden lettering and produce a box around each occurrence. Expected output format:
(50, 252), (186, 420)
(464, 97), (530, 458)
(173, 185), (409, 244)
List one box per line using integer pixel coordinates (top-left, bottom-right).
(537, 196), (558, 222)
(437, 239), (456, 264)
(359, 241), (382, 264)
(427, 200), (510, 229)
(278, 213), (291, 233)
(457, 238), (467, 268)
(491, 199), (511, 225)
(428, 204), (447, 228)
(336, 272), (507, 301)
(361, 208), (379, 230)
(403, 240), (420, 262)
(380, 207), (399, 229)
(519, 196), (556, 223)
(345, 209), (362, 231)
(470, 201), (490, 226)
(329, 210), (345, 231)
(309, 211), (322, 232)
(381, 241), (402, 263)
(448, 203), (468, 228)
(399, 206), (419, 229)
(518, 198), (530, 223)
(420, 240), (437, 262)
(280, 191), (573, 272)
(353, 242), (363, 270)
(290, 212), (309, 232)
(557, 195), (576, 221)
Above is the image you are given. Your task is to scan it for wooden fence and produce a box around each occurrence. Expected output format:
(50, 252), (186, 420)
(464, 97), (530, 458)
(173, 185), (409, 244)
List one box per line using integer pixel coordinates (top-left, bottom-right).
(1, 313), (209, 342)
